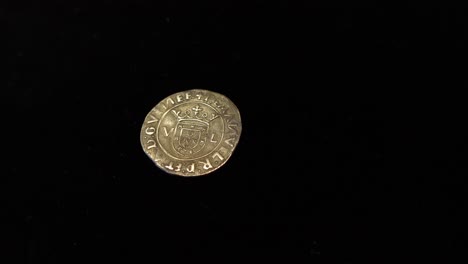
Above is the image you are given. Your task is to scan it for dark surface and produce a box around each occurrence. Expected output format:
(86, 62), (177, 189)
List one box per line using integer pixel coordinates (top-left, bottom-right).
(4, 3), (467, 263)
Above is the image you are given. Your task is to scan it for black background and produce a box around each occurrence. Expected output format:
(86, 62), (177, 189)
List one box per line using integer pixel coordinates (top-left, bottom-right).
(4, 2), (467, 263)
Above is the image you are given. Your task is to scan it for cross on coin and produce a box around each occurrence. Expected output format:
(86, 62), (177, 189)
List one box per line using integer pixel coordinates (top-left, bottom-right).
(192, 105), (202, 115)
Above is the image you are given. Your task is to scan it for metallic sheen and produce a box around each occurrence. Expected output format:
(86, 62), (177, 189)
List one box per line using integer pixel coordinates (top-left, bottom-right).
(140, 89), (242, 176)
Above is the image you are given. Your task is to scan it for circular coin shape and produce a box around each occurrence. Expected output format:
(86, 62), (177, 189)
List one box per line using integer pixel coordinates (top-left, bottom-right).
(140, 89), (242, 176)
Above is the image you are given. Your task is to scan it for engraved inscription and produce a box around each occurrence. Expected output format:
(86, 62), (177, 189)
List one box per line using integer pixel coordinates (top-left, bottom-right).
(147, 114), (159, 124)
(166, 97), (175, 107)
(224, 137), (235, 147)
(161, 97), (175, 110)
(228, 123), (239, 133)
(141, 89), (241, 176)
(145, 127), (156, 135)
(218, 146), (229, 154)
(186, 163), (195, 172)
(212, 152), (224, 161)
(199, 158), (213, 170)
(165, 162), (173, 170)
(176, 94), (184, 103)
(163, 127), (174, 137)
(146, 140), (157, 149)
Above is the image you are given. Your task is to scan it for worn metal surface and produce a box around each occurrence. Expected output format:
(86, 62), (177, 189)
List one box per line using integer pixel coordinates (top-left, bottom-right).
(140, 89), (242, 176)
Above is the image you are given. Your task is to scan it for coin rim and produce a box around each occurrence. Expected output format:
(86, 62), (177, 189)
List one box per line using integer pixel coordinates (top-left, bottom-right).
(140, 89), (242, 177)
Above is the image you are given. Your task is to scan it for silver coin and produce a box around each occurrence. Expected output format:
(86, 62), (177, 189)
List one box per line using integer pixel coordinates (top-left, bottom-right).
(140, 89), (242, 176)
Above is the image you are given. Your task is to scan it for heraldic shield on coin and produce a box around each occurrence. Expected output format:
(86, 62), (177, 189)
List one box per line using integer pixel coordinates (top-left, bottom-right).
(140, 89), (242, 176)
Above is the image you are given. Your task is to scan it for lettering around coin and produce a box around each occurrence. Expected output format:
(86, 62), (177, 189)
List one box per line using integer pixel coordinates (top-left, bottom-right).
(140, 89), (242, 176)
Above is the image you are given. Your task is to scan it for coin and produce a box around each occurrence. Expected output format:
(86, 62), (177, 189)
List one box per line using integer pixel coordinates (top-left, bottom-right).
(140, 89), (242, 176)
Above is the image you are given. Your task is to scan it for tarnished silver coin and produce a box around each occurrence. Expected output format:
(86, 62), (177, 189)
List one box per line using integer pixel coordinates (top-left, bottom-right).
(140, 89), (242, 176)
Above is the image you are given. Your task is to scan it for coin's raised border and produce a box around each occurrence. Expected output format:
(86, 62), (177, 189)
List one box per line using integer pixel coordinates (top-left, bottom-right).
(140, 89), (242, 177)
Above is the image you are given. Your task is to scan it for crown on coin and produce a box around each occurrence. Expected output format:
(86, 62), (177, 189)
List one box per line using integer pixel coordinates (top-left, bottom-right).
(174, 105), (219, 125)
